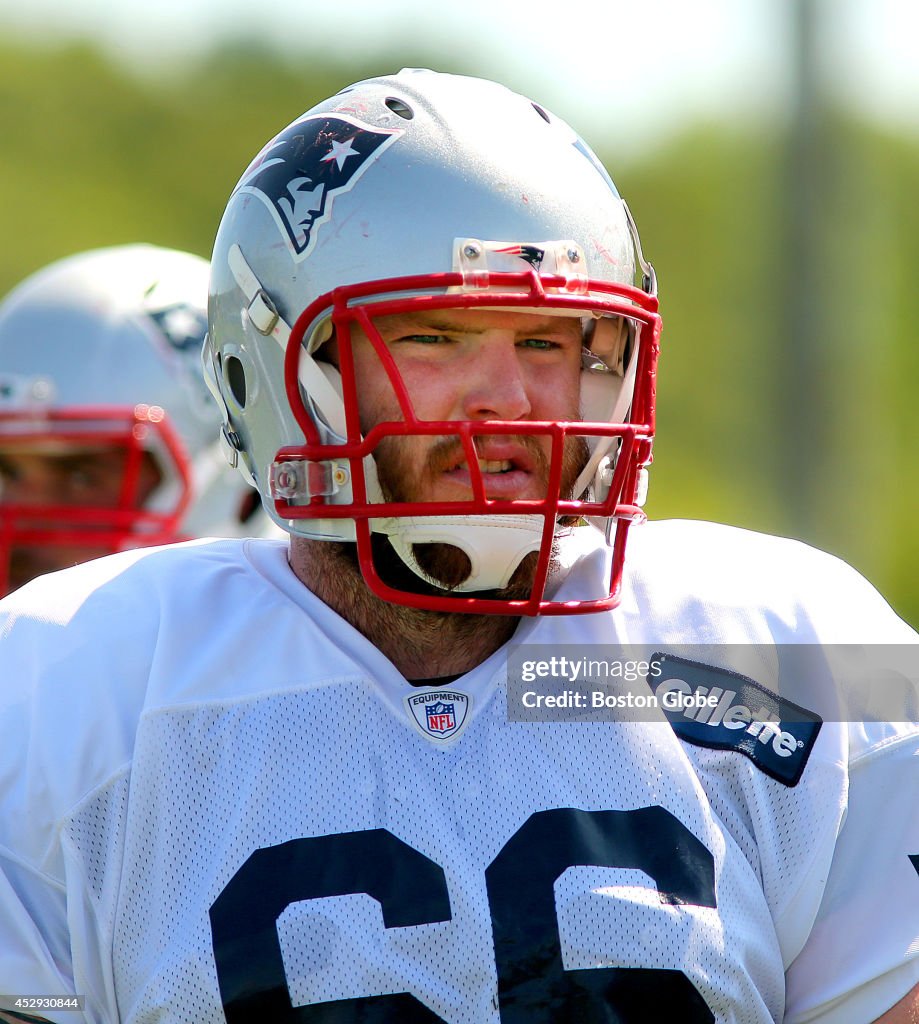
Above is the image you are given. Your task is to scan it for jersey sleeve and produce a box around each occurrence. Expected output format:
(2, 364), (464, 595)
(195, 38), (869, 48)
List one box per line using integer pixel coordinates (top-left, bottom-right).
(641, 526), (919, 1021)
(783, 720), (919, 1024)
(0, 850), (78, 1021)
(0, 569), (147, 1024)
(780, 547), (919, 1021)
(0, 671), (93, 1022)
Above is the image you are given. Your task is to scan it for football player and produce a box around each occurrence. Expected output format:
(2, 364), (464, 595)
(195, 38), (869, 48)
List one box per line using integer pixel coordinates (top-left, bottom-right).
(0, 71), (916, 1023)
(0, 244), (275, 596)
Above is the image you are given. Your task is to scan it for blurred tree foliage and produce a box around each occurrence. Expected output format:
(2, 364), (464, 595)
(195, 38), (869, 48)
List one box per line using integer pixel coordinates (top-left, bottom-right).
(1, 39), (916, 624)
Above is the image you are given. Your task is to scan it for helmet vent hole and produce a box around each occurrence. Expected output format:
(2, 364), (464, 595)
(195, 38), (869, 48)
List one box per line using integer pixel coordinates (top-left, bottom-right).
(532, 103), (551, 123)
(225, 355), (247, 408)
(385, 97), (414, 120)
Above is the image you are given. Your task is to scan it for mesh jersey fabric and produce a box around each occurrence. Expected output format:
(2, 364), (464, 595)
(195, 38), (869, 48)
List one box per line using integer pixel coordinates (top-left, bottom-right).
(0, 520), (916, 1023)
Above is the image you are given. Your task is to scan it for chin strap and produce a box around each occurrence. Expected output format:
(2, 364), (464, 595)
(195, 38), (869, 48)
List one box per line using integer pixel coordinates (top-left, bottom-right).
(229, 243), (347, 439)
(376, 515), (545, 592)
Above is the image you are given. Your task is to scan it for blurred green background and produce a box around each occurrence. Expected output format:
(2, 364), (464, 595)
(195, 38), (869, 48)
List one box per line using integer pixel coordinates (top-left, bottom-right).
(0, 0), (917, 625)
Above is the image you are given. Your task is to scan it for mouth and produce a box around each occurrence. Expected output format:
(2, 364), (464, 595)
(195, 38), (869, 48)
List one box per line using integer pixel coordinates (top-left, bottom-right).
(467, 457), (514, 475)
(439, 445), (542, 498)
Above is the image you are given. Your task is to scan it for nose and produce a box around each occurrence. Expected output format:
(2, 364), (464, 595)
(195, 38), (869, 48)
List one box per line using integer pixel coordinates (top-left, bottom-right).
(459, 340), (532, 421)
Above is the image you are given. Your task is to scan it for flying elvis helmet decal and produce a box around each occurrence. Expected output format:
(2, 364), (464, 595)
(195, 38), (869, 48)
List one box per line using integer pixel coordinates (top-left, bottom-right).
(235, 115), (404, 261)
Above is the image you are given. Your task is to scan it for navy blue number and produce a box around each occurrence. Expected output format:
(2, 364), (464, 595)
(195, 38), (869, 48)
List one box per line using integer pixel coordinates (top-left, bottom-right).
(209, 829), (450, 1021)
(210, 808), (716, 1021)
(486, 806), (715, 1021)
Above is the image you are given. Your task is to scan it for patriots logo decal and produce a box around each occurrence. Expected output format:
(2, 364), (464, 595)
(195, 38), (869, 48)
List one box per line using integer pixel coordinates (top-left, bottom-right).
(236, 114), (403, 260)
(148, 304), (208, 352)
(495, 244), (546, 270)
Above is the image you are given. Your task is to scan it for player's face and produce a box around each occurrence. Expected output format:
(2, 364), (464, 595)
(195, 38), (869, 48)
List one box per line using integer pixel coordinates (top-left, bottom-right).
(0, 444), (162, 590)
(338, 308), (587, 506)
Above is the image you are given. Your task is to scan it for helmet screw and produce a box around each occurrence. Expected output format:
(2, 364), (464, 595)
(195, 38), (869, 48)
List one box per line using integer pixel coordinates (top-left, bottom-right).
(463, 243), (481, 259)
(567, 248), (581, 263)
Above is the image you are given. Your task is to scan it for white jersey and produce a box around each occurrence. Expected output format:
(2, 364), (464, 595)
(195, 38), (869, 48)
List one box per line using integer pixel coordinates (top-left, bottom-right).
(0, 520), (916, 1023)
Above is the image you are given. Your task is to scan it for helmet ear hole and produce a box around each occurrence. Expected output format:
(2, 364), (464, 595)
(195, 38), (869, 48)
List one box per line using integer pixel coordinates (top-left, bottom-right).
(385, 97), (414, 120)
(224, 355), (247, 409)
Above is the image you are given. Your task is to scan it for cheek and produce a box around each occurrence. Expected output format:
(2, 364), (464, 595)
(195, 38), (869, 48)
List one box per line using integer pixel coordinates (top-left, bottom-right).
(529, 364), (582, 419)
(356, 359), (450, 427)
(354, 383), (397, 436)
(347, 344), (410, 431)
(396, 365), (454, 422)
(371, 431), (437, 504)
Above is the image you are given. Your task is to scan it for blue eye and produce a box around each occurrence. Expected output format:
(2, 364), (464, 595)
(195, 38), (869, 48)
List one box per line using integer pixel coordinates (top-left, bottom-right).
(401, 334), (447, 345)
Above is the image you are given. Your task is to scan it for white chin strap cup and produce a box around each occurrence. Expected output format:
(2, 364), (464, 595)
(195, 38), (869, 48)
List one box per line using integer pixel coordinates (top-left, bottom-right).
(376, 515), (545, 593)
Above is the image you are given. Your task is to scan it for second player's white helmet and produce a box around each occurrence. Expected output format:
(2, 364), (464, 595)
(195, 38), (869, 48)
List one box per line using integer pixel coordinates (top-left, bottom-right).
(0, 244), (269, 594)
(206, 69), (661, 614)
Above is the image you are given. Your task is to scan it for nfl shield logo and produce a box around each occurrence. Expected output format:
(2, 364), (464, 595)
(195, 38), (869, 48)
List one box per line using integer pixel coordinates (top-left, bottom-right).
(404, 690), (472, 743)
(426, 702), (456, 734)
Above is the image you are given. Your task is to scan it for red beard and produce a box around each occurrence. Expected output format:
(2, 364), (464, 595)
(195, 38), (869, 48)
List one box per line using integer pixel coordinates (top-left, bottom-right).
(371, 431), (590, 593)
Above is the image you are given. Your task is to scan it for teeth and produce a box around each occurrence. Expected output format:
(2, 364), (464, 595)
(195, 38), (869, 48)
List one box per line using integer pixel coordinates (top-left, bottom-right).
(479, 459), (512, 473)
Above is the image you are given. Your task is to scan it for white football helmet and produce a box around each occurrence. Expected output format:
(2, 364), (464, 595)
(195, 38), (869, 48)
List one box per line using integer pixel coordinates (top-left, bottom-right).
(206, 69), (660, 614)
(0, 244), (271, 595)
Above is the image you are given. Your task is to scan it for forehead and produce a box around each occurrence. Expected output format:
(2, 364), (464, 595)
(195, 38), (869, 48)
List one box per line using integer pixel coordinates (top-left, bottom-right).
(367, 307), (585, 336)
